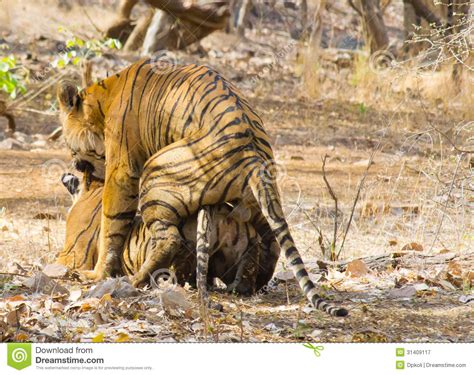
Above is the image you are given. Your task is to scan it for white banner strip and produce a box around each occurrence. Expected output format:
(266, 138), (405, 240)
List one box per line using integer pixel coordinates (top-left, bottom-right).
(1, 343), (472, 374)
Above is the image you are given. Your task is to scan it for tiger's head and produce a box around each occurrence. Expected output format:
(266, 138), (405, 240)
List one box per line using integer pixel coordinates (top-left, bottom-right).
(57, 81), (107, 179)
(56, 170), (103, 270)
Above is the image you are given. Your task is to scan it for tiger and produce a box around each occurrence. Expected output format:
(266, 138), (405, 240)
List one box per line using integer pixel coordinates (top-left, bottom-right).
(57, 59), (348, 316)
(58, 169), (262, 295)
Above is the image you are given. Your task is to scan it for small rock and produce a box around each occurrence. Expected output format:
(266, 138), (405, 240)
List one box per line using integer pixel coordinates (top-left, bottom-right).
(274, 270), (294, 281)
(210, 302), (224, 312)
(309, 329), (323, 338)
(31, 139), (47, 148)
(0, 138), (27, 150)
(264, 323), (278, 331)
(413, 283), (429, 291)
(388, 285), (417, 299)
(160, 288), (193, 315)
(42, 264), (68, 278)
(12, 131), (30, 142)
(86, 277), (140, 299)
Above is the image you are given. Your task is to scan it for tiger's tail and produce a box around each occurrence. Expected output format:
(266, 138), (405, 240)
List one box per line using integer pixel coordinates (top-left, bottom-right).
(248, 167), (348, 317)
(196, 206), (211, 328)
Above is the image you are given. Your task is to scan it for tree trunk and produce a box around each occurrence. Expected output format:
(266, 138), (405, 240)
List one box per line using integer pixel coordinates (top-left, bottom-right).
(106, 0), (230, 52)
(355, 0), (389, 54)
(405, 0), (442, 27)
(124, 9), (155, 52)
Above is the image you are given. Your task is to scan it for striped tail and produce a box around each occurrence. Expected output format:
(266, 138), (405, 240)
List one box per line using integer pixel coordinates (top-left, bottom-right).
(249, 170), (348, 317)
(196, 206), (211, 328)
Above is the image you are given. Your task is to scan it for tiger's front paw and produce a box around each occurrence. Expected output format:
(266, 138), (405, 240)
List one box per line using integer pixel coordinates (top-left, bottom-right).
(79, 269), (107, 282)
(79, 270), (99, 282)
(130, 273), (146, 288)
(105, 255), (123, 278)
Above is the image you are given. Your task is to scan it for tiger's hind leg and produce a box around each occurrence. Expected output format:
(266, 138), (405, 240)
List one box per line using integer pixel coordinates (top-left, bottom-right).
(131, 224), (183, 287)
(252, 210), (280, 291)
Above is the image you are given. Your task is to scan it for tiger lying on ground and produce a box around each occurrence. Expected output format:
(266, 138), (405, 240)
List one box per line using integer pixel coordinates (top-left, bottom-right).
(57, 59), (348, 316)
(58, 170), (263, 295)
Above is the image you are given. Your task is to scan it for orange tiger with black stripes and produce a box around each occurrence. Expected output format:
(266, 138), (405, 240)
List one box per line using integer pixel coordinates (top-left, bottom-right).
(58, 169), (263, 294)
(57, 59), (348, 316)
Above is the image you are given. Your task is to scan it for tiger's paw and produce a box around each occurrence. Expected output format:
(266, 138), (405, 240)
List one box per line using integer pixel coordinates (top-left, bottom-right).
(79, 269), (106, 282)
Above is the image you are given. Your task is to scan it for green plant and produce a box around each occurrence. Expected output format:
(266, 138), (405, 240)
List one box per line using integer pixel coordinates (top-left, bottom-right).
(0, 54), (28, 99)
(358, 102), (367, 114)
(51, 29), (122, 69)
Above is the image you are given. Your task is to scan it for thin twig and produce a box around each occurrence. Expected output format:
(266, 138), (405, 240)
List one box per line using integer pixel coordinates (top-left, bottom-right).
(321, 155), (338, 261)
(301, 209), (328, 258)
(0, 272), (28, 278)
(82, 7), (104, 36)
(337, 155), (374, 259)
(11, 107), (56, 116)
(429, 153), (464, 252)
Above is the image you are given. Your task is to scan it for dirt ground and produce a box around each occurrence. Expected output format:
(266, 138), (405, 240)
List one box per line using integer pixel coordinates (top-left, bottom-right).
(0, 0), (472, 343)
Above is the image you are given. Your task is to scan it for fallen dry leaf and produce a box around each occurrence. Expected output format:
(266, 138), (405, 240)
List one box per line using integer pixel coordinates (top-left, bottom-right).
(458, 295), (474, 304)
(448, 261), (462, 277)
(346, 259), (369, 278)
(6, 310), (20, 327)
(68, 289), (82, 302)
(401, 242), (423, 251)
(14, 332), (29, 341)
(92, 333), (104, 343)
(115, 332), (130, 342)
(23, 272), (69, 295)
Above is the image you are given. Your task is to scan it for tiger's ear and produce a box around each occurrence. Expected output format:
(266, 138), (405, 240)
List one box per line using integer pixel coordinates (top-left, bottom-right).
(228, 204), (252, 222)
(61, 173), (80, 196)
(57, 81), (79, 112)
